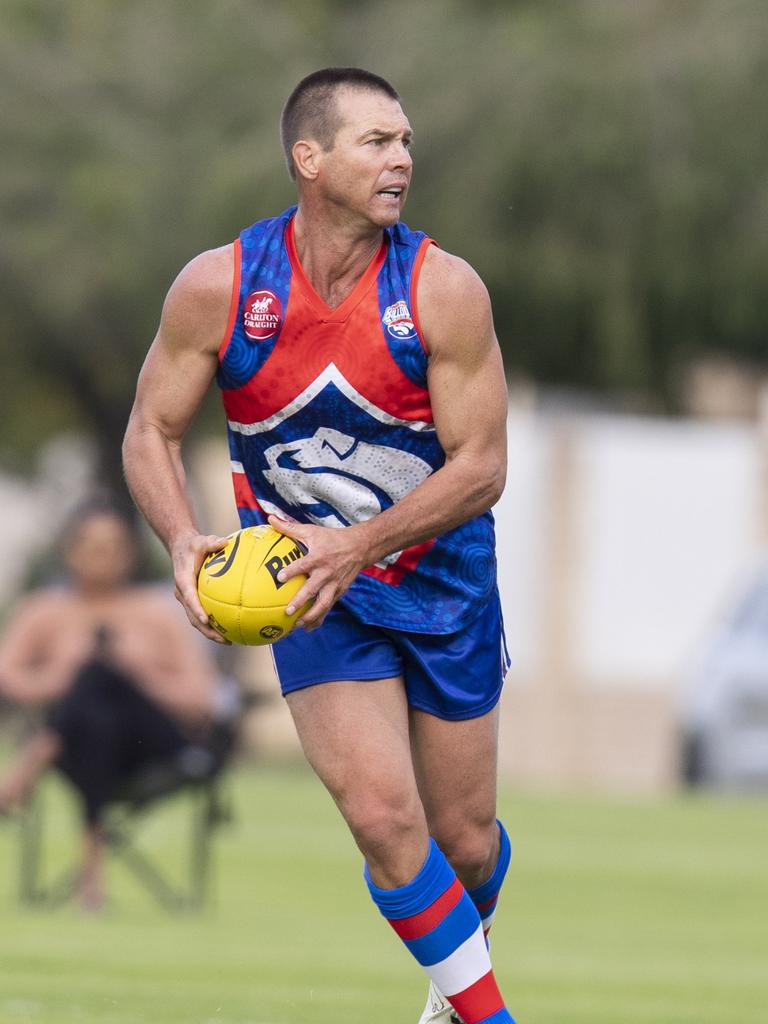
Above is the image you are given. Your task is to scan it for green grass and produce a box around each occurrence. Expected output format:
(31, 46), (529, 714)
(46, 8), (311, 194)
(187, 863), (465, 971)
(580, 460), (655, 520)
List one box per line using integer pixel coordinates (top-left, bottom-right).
(0, 764), (766, 1024)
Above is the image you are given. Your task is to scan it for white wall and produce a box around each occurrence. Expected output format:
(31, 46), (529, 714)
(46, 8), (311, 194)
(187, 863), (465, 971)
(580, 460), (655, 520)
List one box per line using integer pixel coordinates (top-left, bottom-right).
(494, 411), (764, 692)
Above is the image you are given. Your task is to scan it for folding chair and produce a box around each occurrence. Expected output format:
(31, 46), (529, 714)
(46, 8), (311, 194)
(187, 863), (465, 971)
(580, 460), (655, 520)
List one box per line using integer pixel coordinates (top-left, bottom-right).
(17, 729), (234, 913)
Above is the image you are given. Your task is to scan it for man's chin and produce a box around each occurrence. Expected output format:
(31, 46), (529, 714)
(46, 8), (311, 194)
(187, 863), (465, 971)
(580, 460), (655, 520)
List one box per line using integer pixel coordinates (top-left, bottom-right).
(369, 206), (403, 228)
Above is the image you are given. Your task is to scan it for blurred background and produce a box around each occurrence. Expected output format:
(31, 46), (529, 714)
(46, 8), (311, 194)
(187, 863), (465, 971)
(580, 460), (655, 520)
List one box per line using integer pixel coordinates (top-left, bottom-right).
(3, 0), (768, 792)
(1, 2), (767, 1022)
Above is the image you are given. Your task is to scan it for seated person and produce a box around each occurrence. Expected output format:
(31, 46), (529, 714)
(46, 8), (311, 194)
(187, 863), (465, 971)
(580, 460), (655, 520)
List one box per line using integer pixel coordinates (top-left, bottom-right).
(0, 496), (234, 909)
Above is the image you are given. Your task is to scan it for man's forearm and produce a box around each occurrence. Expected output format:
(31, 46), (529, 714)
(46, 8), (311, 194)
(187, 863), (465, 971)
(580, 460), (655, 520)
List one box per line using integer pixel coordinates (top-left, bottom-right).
(352, 449), (505, 569)
(0, 666), (71, 705)
(122, 417), (200, 552)
(124, 412), (233, 643)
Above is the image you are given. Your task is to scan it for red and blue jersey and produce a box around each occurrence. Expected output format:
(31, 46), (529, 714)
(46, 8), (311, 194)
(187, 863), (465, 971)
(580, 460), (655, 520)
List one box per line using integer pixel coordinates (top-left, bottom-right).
(217, 206), (497, 634)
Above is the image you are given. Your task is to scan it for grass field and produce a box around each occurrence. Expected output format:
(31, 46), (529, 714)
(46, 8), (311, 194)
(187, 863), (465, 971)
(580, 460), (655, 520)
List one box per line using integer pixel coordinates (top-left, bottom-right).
(0, 763), (766, 1024)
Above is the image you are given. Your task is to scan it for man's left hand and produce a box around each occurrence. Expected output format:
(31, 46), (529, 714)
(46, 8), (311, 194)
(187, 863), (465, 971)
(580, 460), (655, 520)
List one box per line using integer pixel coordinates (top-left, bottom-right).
(268, 515), (368, 631)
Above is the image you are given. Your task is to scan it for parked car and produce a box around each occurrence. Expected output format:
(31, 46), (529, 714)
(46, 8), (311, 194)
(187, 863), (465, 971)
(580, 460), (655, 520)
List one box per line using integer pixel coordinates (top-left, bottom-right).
(681, 563), (768, 789)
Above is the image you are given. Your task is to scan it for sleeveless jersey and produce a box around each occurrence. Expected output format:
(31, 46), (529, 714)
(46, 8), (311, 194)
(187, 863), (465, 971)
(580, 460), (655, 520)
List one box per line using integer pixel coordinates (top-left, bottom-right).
(217, 206), (497, 634)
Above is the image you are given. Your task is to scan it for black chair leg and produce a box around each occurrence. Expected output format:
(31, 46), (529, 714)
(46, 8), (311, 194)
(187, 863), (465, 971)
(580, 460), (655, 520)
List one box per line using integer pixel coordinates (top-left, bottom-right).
(108, 778), (222, 911)
(16, 778), (224, 912)
(18, 790), (81, 909)
(18, 790), (44, 904)
(188, 784), (213, 910)
(104, 823), (191, 912)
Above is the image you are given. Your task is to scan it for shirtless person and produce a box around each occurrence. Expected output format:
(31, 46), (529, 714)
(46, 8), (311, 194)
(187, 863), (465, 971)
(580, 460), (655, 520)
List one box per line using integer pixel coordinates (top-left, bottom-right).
(0, 498), (219, 909)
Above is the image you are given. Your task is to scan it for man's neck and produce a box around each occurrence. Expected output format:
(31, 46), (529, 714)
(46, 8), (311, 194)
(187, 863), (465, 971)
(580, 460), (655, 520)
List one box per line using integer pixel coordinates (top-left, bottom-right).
(73, 582), (125, 603)
(293, 201), (384, 309)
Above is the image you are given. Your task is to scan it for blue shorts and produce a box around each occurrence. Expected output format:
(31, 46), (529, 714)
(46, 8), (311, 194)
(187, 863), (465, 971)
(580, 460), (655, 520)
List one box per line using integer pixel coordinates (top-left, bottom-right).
(271, 591), (510, 721)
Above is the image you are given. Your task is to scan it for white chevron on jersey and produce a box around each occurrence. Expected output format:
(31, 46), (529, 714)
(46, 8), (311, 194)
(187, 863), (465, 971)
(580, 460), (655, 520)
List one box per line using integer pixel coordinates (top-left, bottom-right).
(226, 362), (436, 436)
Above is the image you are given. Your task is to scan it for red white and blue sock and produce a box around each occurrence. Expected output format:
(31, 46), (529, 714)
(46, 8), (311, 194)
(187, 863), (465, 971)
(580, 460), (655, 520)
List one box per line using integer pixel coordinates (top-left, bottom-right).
(365, 839), (516, 1024)
(468, 820), (512, 940)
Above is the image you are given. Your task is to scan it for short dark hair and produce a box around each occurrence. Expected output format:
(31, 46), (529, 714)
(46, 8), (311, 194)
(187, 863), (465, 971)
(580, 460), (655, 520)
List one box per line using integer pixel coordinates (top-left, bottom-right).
(280, 67), (400, 181)
(61, 494), (139, 548)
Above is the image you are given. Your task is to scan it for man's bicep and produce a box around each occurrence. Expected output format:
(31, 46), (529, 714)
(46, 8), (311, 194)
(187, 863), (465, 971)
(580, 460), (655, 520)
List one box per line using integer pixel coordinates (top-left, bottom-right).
(422, 256), (507, 463)
(130, 247), (232, 442)
(0, 596), (50, 673)
(132, 329), (218, 443)
(428, 332), (508, 464)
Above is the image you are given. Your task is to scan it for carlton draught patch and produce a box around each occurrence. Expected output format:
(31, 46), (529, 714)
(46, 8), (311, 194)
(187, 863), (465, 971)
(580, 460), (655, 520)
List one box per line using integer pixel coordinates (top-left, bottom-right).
(243, 290), (283, 341)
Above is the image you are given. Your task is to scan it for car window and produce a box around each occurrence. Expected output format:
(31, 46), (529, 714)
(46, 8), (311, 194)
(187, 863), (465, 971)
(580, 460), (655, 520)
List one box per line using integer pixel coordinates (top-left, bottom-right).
(730, 574), (768, 634)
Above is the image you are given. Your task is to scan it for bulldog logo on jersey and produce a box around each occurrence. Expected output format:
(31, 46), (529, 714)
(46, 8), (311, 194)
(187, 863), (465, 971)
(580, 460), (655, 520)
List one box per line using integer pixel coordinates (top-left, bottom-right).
(382, 300), (417, 340)
(261, 426), (432, 566)
(243, 290), (283, 341)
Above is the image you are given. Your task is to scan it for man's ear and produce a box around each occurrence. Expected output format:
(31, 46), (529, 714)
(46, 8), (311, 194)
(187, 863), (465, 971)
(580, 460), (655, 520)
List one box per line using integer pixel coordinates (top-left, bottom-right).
(292, 139), (321, 182)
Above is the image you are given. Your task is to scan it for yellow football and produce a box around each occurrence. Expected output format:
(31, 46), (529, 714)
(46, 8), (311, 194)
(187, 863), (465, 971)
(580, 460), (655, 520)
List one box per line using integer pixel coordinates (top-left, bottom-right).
(197, 525), (311, 645)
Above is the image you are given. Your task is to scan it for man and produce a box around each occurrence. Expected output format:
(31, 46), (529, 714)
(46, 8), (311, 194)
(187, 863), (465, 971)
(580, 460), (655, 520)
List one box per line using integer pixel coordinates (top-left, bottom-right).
(123, 68), (515, 1024)
(0, 498), (220, 909)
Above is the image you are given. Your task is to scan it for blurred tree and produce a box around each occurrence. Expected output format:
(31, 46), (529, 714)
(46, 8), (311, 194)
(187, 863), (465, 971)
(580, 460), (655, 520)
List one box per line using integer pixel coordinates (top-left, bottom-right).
(1, 0), (768, 487)
(0, 0), (306, 485)
(347, 0), (768, 402)
(490, 0), (768, 403)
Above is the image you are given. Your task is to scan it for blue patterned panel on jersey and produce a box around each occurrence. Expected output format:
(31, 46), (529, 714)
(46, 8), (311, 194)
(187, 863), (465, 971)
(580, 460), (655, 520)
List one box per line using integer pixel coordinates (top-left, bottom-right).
(376, 222), (434, 388)
(217, 207), (296, 390)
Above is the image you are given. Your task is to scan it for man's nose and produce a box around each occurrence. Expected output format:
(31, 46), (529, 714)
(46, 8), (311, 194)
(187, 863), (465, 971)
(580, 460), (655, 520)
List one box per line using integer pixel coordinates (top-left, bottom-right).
(389, 143), (412, 171)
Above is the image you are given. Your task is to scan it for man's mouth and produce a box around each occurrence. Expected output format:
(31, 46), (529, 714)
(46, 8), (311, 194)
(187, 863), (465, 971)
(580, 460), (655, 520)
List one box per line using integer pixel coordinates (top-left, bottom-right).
(376, 186), (405, 199)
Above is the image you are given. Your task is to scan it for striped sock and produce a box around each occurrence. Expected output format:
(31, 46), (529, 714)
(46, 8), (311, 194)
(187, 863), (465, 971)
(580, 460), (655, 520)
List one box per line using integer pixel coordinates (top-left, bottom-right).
(365, 839), (516, 1024)
(468, 820), (512, 939)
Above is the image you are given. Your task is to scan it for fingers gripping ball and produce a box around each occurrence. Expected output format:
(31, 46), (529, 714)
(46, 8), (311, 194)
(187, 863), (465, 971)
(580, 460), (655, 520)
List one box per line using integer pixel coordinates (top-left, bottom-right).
(197, 526), (311, 645)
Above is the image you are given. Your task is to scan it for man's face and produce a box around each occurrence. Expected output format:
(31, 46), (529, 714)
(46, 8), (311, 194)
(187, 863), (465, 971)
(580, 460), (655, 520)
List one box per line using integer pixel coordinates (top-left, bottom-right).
(315, 88), (413, 227)
(65, 513), (136, 591)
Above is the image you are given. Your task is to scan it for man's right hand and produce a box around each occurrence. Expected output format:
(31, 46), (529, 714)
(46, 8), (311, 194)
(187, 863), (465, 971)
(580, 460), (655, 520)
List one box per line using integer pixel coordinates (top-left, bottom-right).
(170, 532), (233, 644)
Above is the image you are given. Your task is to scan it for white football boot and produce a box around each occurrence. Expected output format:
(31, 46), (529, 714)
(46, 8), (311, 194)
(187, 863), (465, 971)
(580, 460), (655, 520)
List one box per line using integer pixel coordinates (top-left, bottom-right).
(417, 981), (465, 1024)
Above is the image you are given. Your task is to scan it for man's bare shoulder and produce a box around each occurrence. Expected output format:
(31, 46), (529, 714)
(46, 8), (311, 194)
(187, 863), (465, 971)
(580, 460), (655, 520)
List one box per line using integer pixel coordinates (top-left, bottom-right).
(160, 243), (236, 355)
(417, 245), (493, 354)
(121, 584), (190, 626)
(121, 583), (175, 613)
(6, 586), (73, 627)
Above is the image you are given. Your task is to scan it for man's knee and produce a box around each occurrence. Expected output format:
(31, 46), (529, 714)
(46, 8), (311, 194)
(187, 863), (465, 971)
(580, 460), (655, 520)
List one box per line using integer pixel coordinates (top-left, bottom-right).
(431, 815), (499, 884)
(340, 783), (424, 861)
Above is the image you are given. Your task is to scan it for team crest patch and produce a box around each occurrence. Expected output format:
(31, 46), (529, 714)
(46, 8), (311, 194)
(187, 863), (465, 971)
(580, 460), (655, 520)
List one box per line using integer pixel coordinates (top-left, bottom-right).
(382, 300), (418, 340)
(243, 289), (283, 341)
